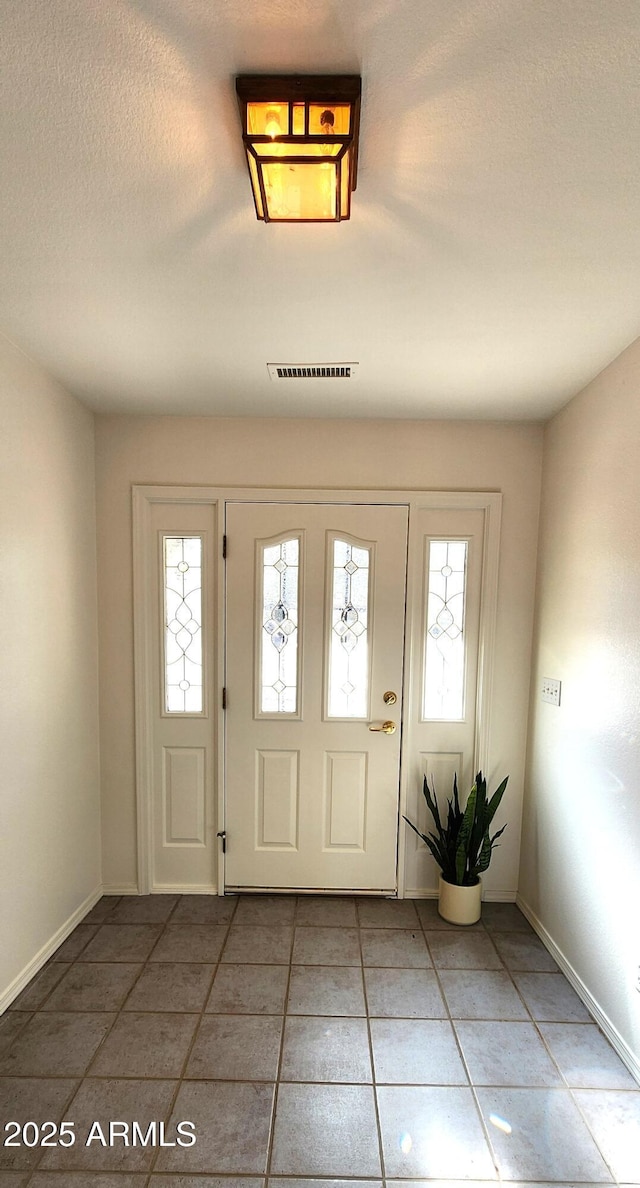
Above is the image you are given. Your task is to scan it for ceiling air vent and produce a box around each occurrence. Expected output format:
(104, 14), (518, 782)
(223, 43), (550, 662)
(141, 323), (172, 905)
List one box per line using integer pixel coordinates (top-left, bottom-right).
(267, 362), (359, 381)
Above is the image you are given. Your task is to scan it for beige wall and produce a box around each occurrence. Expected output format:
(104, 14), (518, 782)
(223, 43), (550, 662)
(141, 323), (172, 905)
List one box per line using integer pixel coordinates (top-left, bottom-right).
(0, 336), (100, 1004)
(521, 338), (640, 1073)
(95, 415), (543, 892)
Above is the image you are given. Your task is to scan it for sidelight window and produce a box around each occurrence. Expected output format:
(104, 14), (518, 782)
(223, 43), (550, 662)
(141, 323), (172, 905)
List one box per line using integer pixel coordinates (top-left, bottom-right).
(163, 536), (203, 713)
(423, 539), (468, 720)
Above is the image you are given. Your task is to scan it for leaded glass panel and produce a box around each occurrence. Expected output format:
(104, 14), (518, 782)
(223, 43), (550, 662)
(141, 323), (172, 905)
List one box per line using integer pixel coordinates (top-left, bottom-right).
(423, 539), (468, 720)
(328, 539), (370, 718)
(260, 538), (299, 713)
(164, 536), (203, 713)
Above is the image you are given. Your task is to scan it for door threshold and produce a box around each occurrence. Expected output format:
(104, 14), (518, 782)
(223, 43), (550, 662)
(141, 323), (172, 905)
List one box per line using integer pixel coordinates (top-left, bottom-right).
(226, 886), (398, 896)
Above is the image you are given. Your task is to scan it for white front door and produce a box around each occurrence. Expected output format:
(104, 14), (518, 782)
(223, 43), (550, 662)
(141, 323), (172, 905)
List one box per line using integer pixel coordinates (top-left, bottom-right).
(224, 502), (409, 892)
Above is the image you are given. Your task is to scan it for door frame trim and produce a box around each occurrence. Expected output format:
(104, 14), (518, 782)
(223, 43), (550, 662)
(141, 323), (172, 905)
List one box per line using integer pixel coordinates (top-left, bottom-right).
(133, 485), (502, 896)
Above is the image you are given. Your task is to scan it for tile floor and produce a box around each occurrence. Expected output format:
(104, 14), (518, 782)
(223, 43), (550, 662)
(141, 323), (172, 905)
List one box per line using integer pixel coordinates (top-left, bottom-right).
(0, 895), (638, 1186)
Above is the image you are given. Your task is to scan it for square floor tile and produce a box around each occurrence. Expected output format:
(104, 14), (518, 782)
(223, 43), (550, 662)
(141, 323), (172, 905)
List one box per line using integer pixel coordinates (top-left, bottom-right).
(295, 897), (357, 926)
(426, 930), (502, 969)
(287, 966), (365, 1016)
(364, 968), (447, 1018)
(496, 1183), (613, 1188)
(361, 928), (432, 968)
(82, 895), (121, 923)
(124, 962), (215, 1012)
(222, 926), (293, 964)
(271, 1083), (381, 1176)
(89, 1012), (199, 1077)
(476, 1087), (613, 1181)
(52, 923), (99, 961)
(0, 1174), (29, 1187)
(150, 1179), (264, 1188)
(82, 924), (163, 962)
(377, 1085), (496, 1179)
(482, 902), (533, 932)
(454, 1020), (562, 1086)
(43, 962), (142, 1011)
(108, 895), (179, 923)
(513, 972), (591, 1021)
(573, 1089), (640, 1183)
(0, 1012), (31, 1055)
(186, 1015), (283, 1080)
(292, 927), (361, 966)
(280, 1016), (372, 1082)
(156, 1081), (275, 1173)
(0, 1080), (78, 1170)
(31, 1176), (146, 1186)
(40, 1078), (177, 1172)
(538, 1023), (638, 1088)
(206, 964), (289, 1014)
(357, 899), (420, 928)
(370, 1018), (466, 1084)
(171, 894), (238, 923)
(416, 899), (483, 931)
(0, 1012), (114, 1077)
(269, 1181), (380, 1188)
(150, 924), (228, 963)
(8, 962), (71, 1011)
(234, 895), (297, 925)
(439, 970), (529, 1020)
(491, 931), (558, 971)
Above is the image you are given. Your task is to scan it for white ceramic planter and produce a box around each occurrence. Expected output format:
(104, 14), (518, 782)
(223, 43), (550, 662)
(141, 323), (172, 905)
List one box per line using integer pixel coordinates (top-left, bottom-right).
(438, 875), (482, 925)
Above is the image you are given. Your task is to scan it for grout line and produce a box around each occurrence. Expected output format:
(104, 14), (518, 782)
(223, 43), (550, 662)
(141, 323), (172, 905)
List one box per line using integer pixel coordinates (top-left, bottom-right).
(20, 1075), (87, 1185)
(25, 899), (162, 1178)
(358, 912), (387, 1184)
(27, 894), (237, 1183)
(263, 896), (298, 1181)
(420, 910), (627, 1185)
(419, 910), (503, 1183)
(143, 893), (239, 1181)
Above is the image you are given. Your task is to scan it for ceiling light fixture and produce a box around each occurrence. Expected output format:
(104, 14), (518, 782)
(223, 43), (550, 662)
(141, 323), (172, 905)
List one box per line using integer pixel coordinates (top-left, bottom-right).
(235, 75), (361, 223)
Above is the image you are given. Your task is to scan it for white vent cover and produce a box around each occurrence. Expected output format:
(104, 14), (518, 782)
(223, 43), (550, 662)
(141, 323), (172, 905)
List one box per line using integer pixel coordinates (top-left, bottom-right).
(267, 362), (359, 381)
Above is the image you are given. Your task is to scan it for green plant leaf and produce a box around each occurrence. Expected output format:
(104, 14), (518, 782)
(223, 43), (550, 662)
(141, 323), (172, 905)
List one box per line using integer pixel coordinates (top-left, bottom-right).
(422, 776), (442, 837)
(455, 783), (477, 884)
(486, 775), (509, 825)
(402, 816), (447, 872)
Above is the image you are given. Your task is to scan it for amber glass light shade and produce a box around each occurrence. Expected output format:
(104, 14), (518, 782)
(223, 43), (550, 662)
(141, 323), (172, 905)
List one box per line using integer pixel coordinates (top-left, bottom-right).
(236, 76), (361, 223)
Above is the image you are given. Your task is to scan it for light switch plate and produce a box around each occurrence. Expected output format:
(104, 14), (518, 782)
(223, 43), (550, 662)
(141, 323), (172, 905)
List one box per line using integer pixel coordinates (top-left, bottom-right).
(542, 677), (561, 706)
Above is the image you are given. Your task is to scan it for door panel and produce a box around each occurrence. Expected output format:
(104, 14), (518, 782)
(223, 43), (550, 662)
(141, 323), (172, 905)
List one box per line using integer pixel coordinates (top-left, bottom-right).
(403, 507), (486, 895)
(149, 502), (217, 890)
(225, 503), (408, 891)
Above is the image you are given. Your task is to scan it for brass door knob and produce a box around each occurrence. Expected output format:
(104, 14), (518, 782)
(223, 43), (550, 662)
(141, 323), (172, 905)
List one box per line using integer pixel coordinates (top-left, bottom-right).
(383, 690), (398, 706)
(368, 720), (397, 735)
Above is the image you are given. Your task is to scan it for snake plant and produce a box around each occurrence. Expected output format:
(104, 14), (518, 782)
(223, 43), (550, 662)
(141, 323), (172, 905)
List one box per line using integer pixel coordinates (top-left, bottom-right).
(404, 771), (508, 886)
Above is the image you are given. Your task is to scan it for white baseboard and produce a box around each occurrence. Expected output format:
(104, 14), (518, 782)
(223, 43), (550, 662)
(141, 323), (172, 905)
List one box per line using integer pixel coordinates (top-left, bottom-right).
(0, 884), (102, 1014)
(151, 884), (218, 894)
(102, 884), (220, 895)
(516, 893), (640, 1087)
(406, 888), (517, 902)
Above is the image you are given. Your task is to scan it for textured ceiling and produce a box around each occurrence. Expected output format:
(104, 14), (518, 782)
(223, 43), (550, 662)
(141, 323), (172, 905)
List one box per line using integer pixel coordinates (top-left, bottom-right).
(2, 0), (640, 419)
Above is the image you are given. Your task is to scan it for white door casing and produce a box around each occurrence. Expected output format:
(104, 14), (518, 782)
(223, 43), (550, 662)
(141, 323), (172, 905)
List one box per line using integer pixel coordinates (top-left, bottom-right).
(132, 487), (501, 897)
(224, 502), (409, 892)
